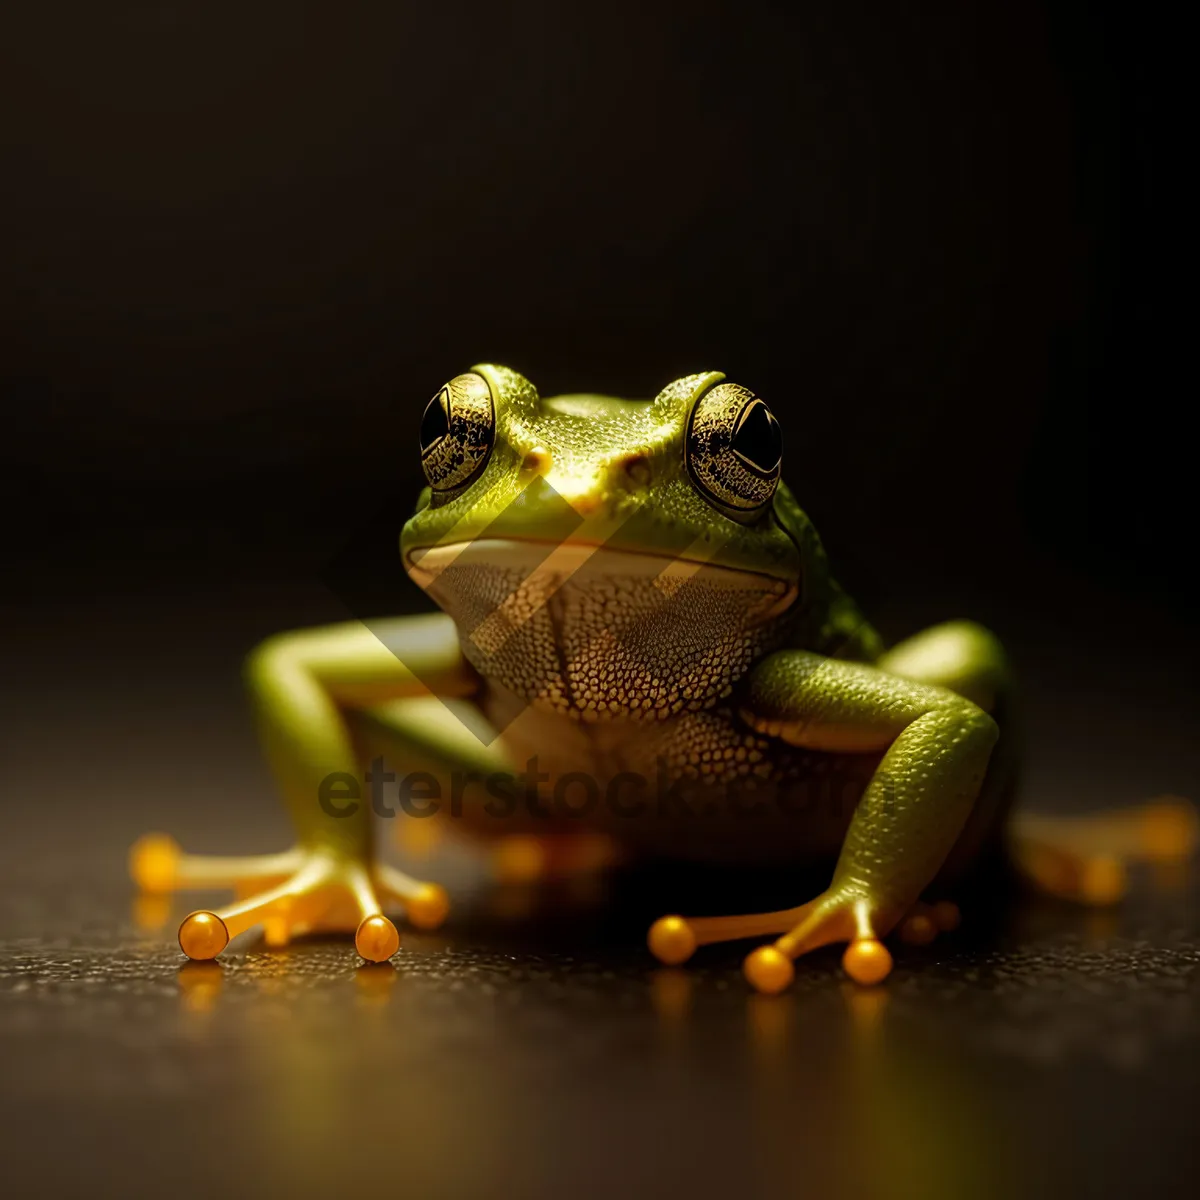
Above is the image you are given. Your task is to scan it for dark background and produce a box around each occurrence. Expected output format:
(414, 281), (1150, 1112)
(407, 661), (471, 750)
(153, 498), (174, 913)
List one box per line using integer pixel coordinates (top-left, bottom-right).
(1, 3), (1197, 1198)
(2, 1), (1192, 616)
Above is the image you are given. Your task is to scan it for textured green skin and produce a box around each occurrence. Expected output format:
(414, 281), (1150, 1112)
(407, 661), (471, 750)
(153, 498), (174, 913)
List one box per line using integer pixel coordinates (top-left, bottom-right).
(244, 365), (1009, 947)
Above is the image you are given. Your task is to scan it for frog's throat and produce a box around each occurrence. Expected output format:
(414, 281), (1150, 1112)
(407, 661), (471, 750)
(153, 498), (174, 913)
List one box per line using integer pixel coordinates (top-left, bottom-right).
(404, 538), (797, 719)
(405, 538), (798, 628)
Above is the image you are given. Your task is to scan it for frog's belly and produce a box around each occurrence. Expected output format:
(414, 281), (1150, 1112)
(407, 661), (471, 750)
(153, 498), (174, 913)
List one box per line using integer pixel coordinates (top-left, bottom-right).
(443, 695), (880, 865)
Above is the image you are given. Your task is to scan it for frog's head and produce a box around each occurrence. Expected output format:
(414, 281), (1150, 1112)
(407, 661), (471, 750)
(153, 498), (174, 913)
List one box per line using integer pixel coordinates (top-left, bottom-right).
(401, 365), (809, 721)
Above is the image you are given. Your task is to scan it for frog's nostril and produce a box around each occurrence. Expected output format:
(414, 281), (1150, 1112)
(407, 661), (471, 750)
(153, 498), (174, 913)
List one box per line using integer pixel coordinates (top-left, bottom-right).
(521, 447), (552, 474)
(618, 453), (652, 487)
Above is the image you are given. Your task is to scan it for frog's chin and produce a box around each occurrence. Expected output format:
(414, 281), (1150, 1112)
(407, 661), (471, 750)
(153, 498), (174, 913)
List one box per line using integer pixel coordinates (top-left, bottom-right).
(405, 538), (797, 624)
(403, 538), (798, 721)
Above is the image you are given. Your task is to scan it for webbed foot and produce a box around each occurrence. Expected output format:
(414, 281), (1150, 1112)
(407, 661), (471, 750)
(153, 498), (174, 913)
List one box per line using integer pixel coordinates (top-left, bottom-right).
(1010, 797), (1198, 904)
(130, 835), (449, 962)
(648, 891), (962, 994)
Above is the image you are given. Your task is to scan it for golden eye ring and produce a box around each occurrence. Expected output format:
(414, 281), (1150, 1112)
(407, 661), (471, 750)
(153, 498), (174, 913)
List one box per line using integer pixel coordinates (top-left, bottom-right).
(419, 372), (496, 491)
(684, 382), (782, 513)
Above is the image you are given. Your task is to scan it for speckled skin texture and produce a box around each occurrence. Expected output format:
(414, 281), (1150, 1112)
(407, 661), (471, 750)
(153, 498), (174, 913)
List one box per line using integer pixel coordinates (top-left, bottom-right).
(437, 560), (790, 720)
(746, 651), (999, 899)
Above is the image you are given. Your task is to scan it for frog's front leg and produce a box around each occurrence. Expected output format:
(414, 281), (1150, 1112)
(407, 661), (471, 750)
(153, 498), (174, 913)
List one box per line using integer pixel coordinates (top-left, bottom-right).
(130, 613), (484, 962)
(648, 648), (999, 993)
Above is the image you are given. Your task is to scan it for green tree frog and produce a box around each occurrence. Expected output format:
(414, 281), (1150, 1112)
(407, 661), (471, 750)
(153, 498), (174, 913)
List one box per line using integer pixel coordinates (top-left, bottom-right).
(133, 365), (1184, 992)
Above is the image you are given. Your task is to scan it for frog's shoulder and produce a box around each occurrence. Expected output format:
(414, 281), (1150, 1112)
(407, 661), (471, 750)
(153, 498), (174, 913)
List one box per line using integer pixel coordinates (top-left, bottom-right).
(773, 483), (883, 664)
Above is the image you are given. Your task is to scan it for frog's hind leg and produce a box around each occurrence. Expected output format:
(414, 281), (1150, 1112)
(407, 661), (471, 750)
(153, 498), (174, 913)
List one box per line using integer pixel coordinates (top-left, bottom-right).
(1009, 797), (1198, 904)
(877, 619), (1017, 881)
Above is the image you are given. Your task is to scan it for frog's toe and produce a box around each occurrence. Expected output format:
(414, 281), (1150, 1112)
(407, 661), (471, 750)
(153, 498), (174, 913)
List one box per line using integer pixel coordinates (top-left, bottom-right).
(178, 911), (230, 960)
(742, 945), (795, 995)
(897, 909), (937, 946)
(1009, 797), (1199, 905)
(648, 898), (824, 971)
(173, 855), (410, 963)
(647, 915), (698, 965)
(839, 938), (894, 986)
(130, 834), (303, 895)
(1011, 836), (1128, 905)
(896, 900), (961, 946)
(175, 854), (342, 961)
(768, 893), (911, 990)
(131, 833), (455, 962)
(354, 914), (401, 962)
(650, 890), (920, 993)
(373, 862), (451, 930)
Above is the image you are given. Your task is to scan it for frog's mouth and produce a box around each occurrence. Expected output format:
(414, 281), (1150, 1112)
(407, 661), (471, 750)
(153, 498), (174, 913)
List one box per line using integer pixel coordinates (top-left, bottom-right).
(405, 538), (797, 719)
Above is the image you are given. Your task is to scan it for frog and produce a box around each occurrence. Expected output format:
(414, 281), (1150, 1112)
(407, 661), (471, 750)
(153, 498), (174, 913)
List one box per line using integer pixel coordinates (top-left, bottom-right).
(130, 364), (1194, 992)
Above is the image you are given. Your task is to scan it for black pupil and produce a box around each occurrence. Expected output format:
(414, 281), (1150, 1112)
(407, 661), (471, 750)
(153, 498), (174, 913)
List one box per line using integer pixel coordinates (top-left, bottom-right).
(420, 389), (450, 454)
(731, 401), (782, 472)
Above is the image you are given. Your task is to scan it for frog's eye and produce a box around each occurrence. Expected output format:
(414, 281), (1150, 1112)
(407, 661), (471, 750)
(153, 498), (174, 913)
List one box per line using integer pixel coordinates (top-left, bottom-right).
(684, 382), (782, 513)
(419, 372), (496, 491)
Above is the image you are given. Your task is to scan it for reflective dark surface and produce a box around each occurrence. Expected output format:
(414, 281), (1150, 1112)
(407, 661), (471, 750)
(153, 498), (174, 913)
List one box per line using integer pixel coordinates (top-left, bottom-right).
(1, 581), (1197, 1199)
